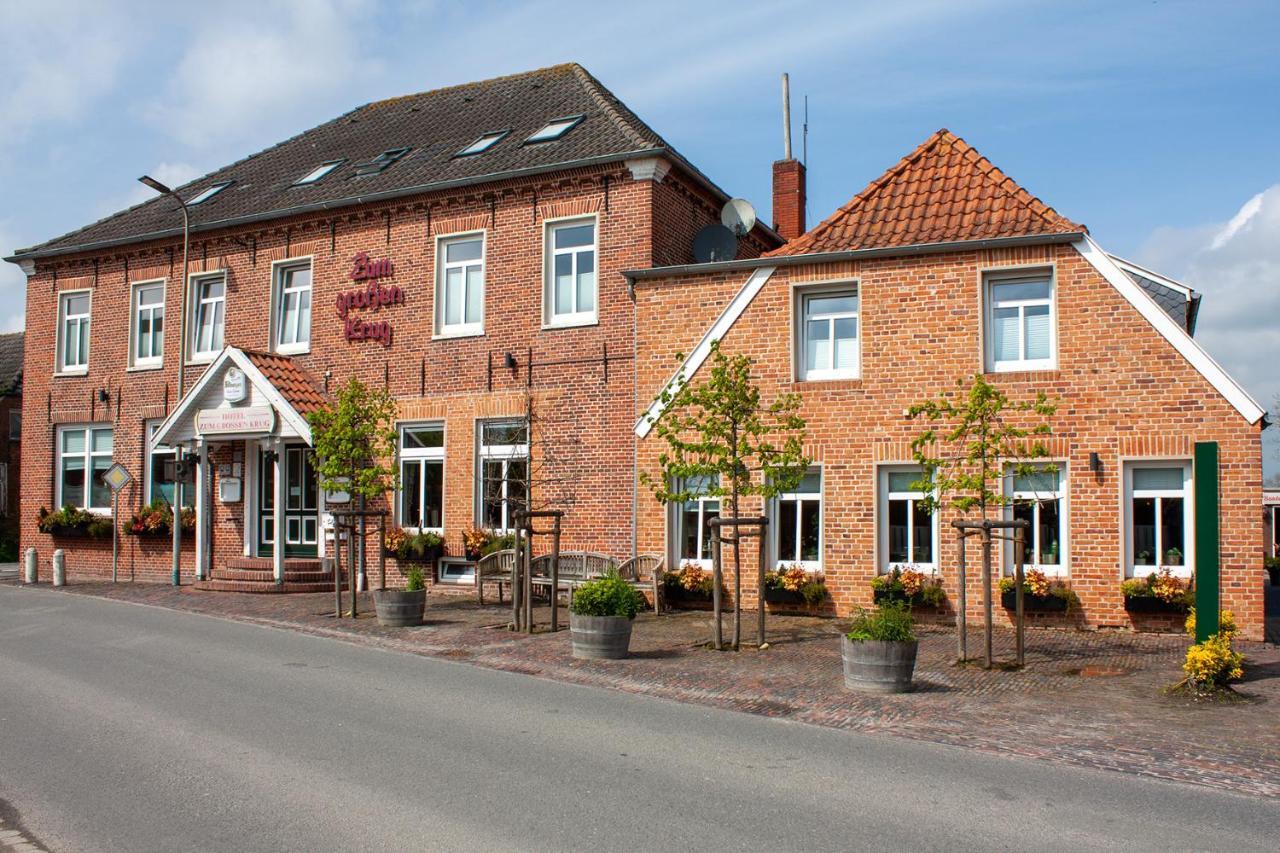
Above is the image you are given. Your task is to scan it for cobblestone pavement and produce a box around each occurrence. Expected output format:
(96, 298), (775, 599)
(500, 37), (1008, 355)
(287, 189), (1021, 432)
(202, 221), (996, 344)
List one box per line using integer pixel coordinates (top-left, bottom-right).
(19, 579), (1280, 800)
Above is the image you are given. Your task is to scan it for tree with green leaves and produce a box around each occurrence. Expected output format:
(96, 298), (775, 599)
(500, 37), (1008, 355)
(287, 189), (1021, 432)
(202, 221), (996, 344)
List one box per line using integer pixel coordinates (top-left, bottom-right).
(307, 376), (400, 595)
(643, 340), (809, 650)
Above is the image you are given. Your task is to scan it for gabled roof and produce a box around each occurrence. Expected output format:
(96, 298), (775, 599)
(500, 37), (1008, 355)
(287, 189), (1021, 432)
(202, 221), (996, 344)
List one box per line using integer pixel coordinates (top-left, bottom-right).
(1110, 255), (1201, 335)
(768, 129), (1085, 257)
(0, 332), (22, 397)
(239, 349), (330, 417)
(10, 64), (741, 261)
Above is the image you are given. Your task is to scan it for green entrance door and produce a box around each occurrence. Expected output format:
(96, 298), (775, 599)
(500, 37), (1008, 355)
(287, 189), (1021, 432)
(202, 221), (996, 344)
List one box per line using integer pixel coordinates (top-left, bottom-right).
(257, 445), (319, 558)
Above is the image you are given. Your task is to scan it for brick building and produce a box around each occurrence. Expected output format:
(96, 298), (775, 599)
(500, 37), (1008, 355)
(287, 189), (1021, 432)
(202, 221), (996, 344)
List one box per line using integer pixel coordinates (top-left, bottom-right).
(0, 332), (22, 558)
(629, 130), (1267, 640)
(5, 65), (776, 590)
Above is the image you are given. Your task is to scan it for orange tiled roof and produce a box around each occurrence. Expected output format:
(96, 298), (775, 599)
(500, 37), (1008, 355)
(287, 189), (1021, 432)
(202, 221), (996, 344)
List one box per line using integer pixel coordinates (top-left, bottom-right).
(240, 349), (331, 415)
(768, 129), (1085, 257)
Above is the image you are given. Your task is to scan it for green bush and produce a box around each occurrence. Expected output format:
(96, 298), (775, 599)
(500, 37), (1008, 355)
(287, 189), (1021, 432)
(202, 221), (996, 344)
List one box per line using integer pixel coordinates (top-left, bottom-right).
(397, 530), (444, 561)
(570, 571), (644, 619)
(482, 533), (515, 556)
(1264, 556), (1280, 571)
(37, 505), (113, 539)
(846, 601), (916, 643)
(800, 580), (828, 607)
(404, 566), (426, 592)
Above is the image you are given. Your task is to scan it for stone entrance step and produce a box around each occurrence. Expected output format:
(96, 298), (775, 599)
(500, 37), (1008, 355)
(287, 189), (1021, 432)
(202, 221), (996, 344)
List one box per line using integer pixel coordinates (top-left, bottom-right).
(197, 555), (339, 593)
(194, 578), (346, 594)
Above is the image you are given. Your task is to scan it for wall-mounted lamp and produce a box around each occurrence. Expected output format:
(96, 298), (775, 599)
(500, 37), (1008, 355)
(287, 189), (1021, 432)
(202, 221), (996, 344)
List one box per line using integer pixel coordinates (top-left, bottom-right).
(1089, 452), (1103, 475)
(504, 352), (518, 370)
(97, 388), (110, 403)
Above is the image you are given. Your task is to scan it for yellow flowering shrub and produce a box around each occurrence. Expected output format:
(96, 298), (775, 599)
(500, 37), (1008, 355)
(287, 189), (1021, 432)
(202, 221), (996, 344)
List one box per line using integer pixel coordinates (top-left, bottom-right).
(1184, 607), (1237, 639)
(1182, 633), (1244, 692)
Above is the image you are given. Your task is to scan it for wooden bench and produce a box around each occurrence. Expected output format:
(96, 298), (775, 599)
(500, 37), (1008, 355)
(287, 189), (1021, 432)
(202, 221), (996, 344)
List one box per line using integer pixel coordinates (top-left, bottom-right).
(617, 555), (666, 613)
(475, 549), (515, 605)
(530, 552), (617, 601)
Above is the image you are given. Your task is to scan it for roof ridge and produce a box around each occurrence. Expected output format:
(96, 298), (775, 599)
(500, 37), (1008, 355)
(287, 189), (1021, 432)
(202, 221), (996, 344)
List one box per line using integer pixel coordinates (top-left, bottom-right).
(365, 63), (582, 110)
(946, 131), (1081, 232)
(567, 64), (662, 151)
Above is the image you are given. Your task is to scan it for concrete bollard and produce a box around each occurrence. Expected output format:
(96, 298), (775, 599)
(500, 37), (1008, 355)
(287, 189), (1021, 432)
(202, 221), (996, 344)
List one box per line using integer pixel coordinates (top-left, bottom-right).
(52, 549), (66, 587)
(24, 547), (37, 584)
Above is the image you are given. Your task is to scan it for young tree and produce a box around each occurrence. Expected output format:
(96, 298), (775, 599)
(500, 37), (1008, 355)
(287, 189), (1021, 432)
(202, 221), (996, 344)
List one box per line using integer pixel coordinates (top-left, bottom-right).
(308, 376), (400, 596)
(644, 340), (809, 650)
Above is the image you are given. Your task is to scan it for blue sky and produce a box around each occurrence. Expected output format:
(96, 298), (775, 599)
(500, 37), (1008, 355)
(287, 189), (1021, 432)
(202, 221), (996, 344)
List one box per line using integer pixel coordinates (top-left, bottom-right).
(2, 0), (1278, 469)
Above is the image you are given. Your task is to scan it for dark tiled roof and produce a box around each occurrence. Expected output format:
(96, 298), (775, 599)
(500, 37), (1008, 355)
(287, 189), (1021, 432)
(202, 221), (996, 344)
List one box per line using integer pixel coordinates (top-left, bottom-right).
(0, 332), (22, 397)
(241, 350), (329, 416)
(1118, 264), (1199, 335)
(768, 129), (1086, 257)
(12, 64), (709, 260)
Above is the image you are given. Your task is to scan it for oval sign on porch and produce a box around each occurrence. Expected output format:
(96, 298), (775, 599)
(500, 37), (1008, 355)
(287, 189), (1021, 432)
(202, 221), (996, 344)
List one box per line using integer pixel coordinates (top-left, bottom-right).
(224, 367), (247, 403)
(196, 406), (275, 436)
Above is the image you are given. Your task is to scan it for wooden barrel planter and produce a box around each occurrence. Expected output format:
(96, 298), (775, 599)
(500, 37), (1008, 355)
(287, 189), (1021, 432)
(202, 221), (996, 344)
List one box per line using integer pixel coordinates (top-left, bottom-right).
(841, 636), (918, 693)
(373, 589), (427, 627)
(1000, 590), (1069, 612)
(569, 613), (633, 659)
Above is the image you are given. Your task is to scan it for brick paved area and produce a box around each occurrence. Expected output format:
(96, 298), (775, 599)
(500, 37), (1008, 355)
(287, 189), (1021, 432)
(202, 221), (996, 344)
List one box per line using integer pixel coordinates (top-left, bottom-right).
(18, 579), (1280, 799)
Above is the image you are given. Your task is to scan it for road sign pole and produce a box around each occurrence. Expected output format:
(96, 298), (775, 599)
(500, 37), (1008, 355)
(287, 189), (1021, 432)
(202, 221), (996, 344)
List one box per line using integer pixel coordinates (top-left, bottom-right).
(112, 490), (118, 583)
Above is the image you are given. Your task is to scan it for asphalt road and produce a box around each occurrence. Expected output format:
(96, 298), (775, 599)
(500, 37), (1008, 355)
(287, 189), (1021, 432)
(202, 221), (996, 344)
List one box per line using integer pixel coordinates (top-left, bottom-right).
(1, 586), (1276, 852)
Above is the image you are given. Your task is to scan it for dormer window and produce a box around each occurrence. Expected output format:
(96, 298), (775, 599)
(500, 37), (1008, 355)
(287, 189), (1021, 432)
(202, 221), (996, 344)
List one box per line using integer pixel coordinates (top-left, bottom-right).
(353, 147), (410, 176)
(187, 181), (231, 205)
(525, 116), (583, 144)
(294, 160), (345, 185)
(456, 131), (509, 157)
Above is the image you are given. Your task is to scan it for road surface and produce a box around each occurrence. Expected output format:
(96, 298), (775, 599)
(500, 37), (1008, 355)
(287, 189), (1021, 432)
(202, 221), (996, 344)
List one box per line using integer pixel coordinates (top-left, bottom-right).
(1, 585), (1275, 852)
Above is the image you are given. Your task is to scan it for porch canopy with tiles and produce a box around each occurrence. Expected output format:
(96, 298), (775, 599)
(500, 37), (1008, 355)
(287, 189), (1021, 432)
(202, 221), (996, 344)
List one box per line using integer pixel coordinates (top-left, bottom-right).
(151, 346), (331, 584)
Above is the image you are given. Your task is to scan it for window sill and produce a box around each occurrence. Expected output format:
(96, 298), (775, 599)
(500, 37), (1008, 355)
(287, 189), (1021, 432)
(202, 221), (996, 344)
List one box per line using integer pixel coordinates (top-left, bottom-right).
(791, 377), (863, 392)
(1129, 566), (1192, 579)
(433, 328), (485, 341)
(53, 369), (89, 378)
(541, 317), (599, 331)
(274, 345), (311, 357)
(127, 363), (164, 373)
(986, 363), (1058, 376)
(186, 355), (218, 367)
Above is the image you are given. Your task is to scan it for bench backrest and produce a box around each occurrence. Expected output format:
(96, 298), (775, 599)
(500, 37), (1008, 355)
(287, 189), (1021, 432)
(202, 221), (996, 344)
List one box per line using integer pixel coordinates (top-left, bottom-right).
(475, 549), (515, 579)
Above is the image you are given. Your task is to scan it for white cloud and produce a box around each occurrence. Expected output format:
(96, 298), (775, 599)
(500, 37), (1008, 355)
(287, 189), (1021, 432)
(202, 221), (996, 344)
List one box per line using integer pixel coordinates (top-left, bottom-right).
(110, 162), (205, 216)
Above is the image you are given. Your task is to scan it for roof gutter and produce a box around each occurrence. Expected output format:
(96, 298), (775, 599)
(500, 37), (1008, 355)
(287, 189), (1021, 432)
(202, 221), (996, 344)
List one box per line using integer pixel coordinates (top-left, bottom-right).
(623, 232), (1087, 282)
(9, 146), (779, 263)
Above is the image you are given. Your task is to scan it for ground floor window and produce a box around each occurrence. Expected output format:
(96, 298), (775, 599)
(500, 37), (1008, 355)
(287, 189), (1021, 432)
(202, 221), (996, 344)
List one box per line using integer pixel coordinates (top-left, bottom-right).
(1125, 461), (1192, 577)
(57, 425), (113, 512)
(879, 466), (935, 571)
(477, 419), (527, 533)
(1006, 464), (1065, 575)
(144, 419), (192, 507)
(774, 468), (821, 569)
(676, 474), (720, 566)
(399, 423), (444, 531)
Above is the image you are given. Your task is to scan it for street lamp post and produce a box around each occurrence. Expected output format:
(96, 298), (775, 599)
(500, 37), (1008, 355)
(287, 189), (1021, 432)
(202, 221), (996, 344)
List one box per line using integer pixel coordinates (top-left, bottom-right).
(138, 175), (190, 586)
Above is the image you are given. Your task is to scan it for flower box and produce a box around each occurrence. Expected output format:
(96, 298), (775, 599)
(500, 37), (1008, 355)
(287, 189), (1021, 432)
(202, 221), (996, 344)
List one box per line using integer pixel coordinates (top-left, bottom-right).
(872, 587), (942, 608)
(44, 522), (112, 539)
(385, 543), (444, 564)
(1000, 590), (1068, 612)
(764, 587), (807, 605)
(1123, 595), (1190, 614)
(663, 585), (713, 605)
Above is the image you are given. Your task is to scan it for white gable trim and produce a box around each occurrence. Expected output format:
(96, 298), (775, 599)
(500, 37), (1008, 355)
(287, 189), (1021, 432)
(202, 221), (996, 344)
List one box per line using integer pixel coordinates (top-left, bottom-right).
(1108, 253), (1195, 297)
(634, 266), (776, 438)
(151, 347), (315, 447)
(1075, 236), (1264, 424)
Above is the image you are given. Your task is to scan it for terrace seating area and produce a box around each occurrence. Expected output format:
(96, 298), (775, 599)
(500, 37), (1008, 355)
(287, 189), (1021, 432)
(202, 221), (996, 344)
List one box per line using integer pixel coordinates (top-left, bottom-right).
(474, 550), (664, 610)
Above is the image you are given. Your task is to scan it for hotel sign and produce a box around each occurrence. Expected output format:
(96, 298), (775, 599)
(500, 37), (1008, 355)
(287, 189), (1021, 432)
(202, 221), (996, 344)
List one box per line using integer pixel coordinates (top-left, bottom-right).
(196, 406), (276, 436)
(338, 252), (404, 349)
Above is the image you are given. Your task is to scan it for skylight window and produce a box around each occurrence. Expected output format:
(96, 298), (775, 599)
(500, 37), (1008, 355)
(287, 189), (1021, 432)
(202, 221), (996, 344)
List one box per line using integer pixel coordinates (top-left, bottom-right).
(456, 130), (509, 157)
(294, 160), (345, 186)
(525, 116), (583, 144)
(353, 147), (411, 176)
(187, 181), (232, 205)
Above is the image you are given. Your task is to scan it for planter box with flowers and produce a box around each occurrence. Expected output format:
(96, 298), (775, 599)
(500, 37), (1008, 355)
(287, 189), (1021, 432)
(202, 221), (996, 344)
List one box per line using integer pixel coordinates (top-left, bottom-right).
(37, 506), (114, 540)
(763, 564), (828, 608)
(384, 526), (445, 564)
(870, 566), (945, 608)
(662, 562), (716, 606)
(998, 568), (1074, 612)
(1121, 568), (1193, 613)
(124, 501), (196, 538)
(461, 527), (514, 562)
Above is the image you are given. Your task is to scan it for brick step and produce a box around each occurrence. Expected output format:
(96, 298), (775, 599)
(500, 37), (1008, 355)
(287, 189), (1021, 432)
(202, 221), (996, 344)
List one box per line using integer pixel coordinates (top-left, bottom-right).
(224, 556), (324, 572)
(194, 578), (347, 594)
(214, 568), (333, 584)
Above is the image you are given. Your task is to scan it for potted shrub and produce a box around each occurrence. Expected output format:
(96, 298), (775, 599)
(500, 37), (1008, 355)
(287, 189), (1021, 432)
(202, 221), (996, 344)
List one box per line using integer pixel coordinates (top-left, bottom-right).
(36, 506), (113, 539)
(841, 601), (918, 693)
(569, 571), (645, 659)
(373, 566), (427, 627)
(998, 568), (1073, 612)
(1121, 568), (1193, 613)
(763, 564), (829, 609)
(870, 566), (945, 608)
(662, 562), (715, 606)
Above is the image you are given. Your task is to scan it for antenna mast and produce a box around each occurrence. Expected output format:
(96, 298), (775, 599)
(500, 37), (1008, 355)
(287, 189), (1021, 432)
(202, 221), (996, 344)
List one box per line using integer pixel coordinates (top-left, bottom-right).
(782, 72), (792, 160)
(803, 94), (809, 166)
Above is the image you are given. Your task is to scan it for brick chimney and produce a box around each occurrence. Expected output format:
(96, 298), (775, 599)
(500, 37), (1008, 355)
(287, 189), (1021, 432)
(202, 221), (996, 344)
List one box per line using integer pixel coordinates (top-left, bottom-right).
(772, 158), (806, 241)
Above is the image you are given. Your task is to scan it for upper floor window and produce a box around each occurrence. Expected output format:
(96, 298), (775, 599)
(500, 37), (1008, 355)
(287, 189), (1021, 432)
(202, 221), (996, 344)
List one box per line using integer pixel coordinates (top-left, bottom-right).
(293, 160), (344, 186)
(775, 468), (822, 570)
(676, 474), (720, 567)
(987, 274), (1055, 372)
(8, 411), (20, 442)
(56, 290), (91, 374)
(545, 218), (596, 327)
(187, 181), (231, 206)
(130, 280), (165, 369)
(190, 273), (225, 361)
(1006, 464), (1065, 575)
(477, 420), (527, 533)
(526, 116), (583, 144)
(800, 289), (859, 380)
(1125, 462), (1192, 577)
(274, 261), (313, 353)
(456, 131), (508, 157)
(57, 425), (112, 513)
(399, 423), (444, 532)
(879, 466), (935, 571)
(437, 234), (485, 336)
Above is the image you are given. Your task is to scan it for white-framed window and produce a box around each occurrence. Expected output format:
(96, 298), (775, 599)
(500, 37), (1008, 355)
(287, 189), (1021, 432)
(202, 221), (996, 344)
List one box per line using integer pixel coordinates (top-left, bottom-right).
(774, 468), (822, 570)
(56, 425), (112, 513)
(294, 160), (344, 186)
(675, 474), (720, 567)
(525, 116), (584, 144)
(438, 557), (474, 585)
(273, 260), (313, 353)
(436, 233), (485, 336)
(187, 181), (231, 205)
(799, 288), (859, 380)
(189, 273), (226, 361)
(544, 217), (597, 327)
(1124, 461), (1193, 577)
(1005, 464), (1066, 575)
(456, 131), (508, 157)
(399, 423), (444, 532)
(986, 274), (1055, 372)
(56, 290), (91, 374)
(879, 466), (936, 571)
(145, 420), (169, 506)
(477, 420), (527, 533)
(130, 280), (165, 368)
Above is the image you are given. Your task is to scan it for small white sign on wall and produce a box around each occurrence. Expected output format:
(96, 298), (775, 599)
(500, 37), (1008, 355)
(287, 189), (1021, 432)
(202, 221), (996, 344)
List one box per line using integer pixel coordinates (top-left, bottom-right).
(219, 477), (242, 503)
(224, 367), (247, 403)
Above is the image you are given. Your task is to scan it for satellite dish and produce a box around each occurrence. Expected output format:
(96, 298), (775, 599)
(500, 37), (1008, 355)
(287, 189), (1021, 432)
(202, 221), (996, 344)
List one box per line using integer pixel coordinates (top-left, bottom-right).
(693, 224), (738, 263)
(721, 198), (757, 237)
